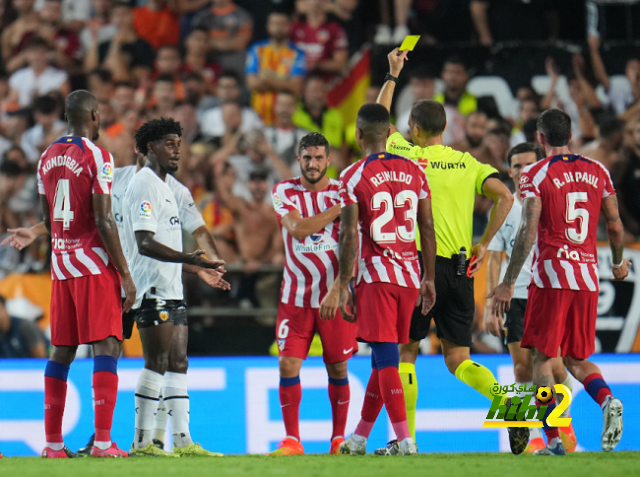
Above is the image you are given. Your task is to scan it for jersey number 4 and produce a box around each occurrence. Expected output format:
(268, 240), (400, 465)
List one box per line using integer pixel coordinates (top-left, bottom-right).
(565, 191), (588, 244)
(53, 179), (74, 230)
(370, 190), (418, 243)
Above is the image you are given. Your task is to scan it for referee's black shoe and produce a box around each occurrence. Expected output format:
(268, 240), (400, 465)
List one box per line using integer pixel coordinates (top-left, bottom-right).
(505, 398), (529, 455)
(76, 433), (95, 457)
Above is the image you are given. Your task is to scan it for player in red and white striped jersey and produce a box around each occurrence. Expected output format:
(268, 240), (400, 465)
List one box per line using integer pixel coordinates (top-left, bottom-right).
(490, 109), (630, 455)
(269, 132), (357, 456)
(37, 90), (136, 458)
(320, 104), (436, 456)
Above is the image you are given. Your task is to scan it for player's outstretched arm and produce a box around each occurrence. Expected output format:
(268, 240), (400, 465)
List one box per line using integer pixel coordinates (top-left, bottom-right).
(602, 194), (631, 281)
(135, 231), (225, 270)
(417, 198), (436, 315)
(470, 178), (514, 276)
(319, 204), (358, 322)
(1, 222), (49, 250)
(483, 251), (505, 337)
(281, 206), (341, 241)
(487, 197), (541, 318)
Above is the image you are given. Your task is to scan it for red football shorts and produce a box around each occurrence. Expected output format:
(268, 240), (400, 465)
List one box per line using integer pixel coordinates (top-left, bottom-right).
(276, 301), (358, 364)
(50, 267), (123, 346)
(521, 285), (598, 360)
(355, 282), (420, 344)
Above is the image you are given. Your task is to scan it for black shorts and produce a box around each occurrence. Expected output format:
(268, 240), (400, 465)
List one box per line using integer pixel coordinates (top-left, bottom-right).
(504, 298), (527, 344)
(122, 298), (136, 340)
(409, 253), (474, 347)
(134, 298), (188, 329)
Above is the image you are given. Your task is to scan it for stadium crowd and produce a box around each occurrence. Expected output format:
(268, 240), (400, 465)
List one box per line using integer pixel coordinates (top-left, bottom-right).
(1, 0), (640, 356)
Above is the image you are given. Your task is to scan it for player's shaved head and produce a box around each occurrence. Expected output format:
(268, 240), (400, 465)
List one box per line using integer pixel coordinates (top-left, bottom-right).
(65, 90), (100, 140)
(410, 99), (446, 139)
(356, 103), (390, 142)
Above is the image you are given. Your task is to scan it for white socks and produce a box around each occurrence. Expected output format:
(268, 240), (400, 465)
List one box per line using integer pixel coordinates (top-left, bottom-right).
(134, 368), (163, 449)
(46, 442), (64, 451)
(154, 396), (168, 442)
(163, 371), (192, 448)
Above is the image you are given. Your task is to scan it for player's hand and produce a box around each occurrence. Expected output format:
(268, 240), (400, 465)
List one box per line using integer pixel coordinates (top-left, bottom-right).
(188, 250), (226, 270)
(1, 227), (38, 250)
(486, 282), (514, 319)
(320, 285), (340, 321)
(387, 48), (409, 77)
(339, 286), (356, 323)
(483, 301), (504, 337)
(197, 268), (231, 290)
(121, 272), (137, 312)
(611, 259), (631, 281)
(420, 279), (436, 315)
(468, 243), (488, 277)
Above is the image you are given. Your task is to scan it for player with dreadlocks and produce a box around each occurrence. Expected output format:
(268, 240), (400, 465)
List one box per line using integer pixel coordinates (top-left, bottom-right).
(124, 118), (225, 457)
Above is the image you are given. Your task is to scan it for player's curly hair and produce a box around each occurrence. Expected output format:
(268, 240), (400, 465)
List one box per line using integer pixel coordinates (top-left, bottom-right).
(134, 118), (183, 155)
(298, 132), (329, 156)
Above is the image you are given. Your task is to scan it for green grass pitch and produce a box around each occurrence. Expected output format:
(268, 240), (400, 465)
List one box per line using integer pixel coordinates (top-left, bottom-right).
(2, 453), (640, 477)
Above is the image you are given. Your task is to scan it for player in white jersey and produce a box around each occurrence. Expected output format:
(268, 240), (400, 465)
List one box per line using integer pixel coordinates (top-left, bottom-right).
(483, 143), (577, 453)
(268, 133), (357, 456)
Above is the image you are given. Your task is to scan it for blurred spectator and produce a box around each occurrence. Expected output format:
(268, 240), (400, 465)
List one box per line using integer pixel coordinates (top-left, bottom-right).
(97, 100), (116, 130)
(451, 110), (492, 165)
(590, 35), (640, 119)
(291, 0), (348, 79)
(397, 66), (436, 136)
(1, 0), (40, 66)
(613, 119), (640, 237)
(133, 0), (179, 50)
(0, 294), (48, 358)
(20, 95), (65, 163)
(183, 71), (218, 122)
(34, 0), (91, 31)
(200, 72), (263, 137)
(7, 37), (70, 107)
(263, 91), (309, 175)
(292, 74), (343, 149)
(246, 11), (305, 126)
(510, 98), (540, 147)
(0, 146), (38, 226)
(149, 74), (178, 119)
(483, 127), (510, 176)
(183, 26), (222, 91)
(374, 0), (411, 45)
(194, 0), (253, 77)
(154, 45), (186, 101)
(104, 81), (137, 137)
(79, 0), (116, 55)
(1, 108), (31, 149)
(87, 67), (114, 102)
(238, 0), (296, 42)
(580, 117), (626, 171)
(84, 1), (154, 82)
(470, 0), (549, 46)
(435, 57), (476, 116)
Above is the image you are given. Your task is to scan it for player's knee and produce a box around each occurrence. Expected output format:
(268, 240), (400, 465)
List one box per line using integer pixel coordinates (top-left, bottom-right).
(168, 354), (188, 374)
(279, 357), (301, 377)
(326, 360), (348, 380)
(370, 342), (399, 370)
(513, 362), (532, 383)
(145, 353), (170, 374)
(399, 342), (419, 364)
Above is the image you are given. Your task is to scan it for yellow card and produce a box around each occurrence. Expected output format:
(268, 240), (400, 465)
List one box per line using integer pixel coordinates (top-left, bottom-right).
(399, 35), (420, 51)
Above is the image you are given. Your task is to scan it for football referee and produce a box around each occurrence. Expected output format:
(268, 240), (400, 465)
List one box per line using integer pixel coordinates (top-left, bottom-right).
(376, 48), (515, 453)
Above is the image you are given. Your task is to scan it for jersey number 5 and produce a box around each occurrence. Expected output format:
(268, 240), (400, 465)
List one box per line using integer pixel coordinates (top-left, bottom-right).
(53, 179), (74, 230)
(370, 190), (418, 243)
(565, 191), (588, 244)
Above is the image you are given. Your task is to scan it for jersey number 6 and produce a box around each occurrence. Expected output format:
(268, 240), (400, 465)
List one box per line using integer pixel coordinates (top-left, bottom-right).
(370, 190), (418, 244)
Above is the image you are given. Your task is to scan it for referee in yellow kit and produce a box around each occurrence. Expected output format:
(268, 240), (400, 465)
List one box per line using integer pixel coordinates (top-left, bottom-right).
(375, 48), (522, 454)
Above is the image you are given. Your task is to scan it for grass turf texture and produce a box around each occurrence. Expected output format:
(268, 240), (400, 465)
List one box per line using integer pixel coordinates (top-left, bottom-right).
(2, 453), (639, 477)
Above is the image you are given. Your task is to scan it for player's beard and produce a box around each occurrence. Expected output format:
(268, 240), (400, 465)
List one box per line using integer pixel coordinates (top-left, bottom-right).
(302, 166), (327, 184)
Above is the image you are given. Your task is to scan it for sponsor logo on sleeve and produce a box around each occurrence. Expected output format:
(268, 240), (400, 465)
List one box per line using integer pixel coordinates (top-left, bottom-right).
(139, 201), (152, 218)
(99, 163), (113, 182)
(273, 193), (283, 208)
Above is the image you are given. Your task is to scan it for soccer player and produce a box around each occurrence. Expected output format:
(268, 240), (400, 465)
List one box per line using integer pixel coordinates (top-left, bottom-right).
(269, 132), (356, 456)
(320, 103), (437, 456)
(4, 144), (230, 456)
(124, 118), (224, 457)
(490, 109), (629, 455)
(376, 49), (516, 453)
(483, 142), (578, 453)
(38, 90), (136, 458)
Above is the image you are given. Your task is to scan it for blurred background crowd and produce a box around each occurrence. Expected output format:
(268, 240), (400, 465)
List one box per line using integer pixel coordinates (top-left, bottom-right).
(1, 0), (640, 358)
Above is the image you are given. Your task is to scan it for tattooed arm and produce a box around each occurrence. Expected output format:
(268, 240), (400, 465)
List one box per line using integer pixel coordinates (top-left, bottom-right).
(486, 197), (541, 317)
(602, 194), (631, 281)
(319, 203), (359, 322)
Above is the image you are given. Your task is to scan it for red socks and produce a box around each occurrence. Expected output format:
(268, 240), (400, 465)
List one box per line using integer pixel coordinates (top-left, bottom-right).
(279, 376), (302, 441)
(378, 366), (410, 442)
(354, 369), (383, 438)
(584, 373), (613, 407)
(328, 377), (350, 440)
(44, 361), (70, 444)
(93, 355), (119, 443)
